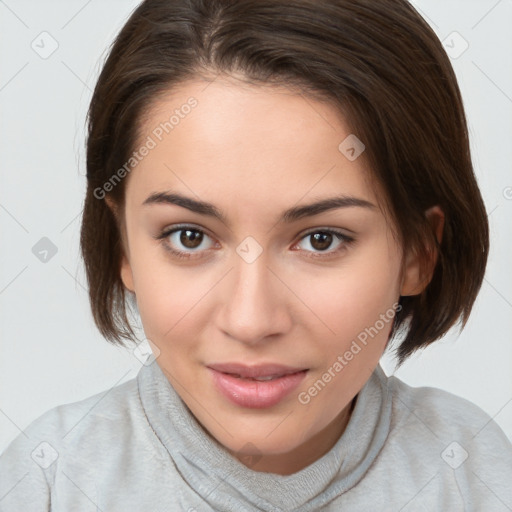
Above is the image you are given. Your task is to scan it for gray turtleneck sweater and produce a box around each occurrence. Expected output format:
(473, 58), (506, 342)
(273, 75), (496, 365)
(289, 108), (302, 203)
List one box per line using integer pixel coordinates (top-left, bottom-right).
(0, 361), (511, 511)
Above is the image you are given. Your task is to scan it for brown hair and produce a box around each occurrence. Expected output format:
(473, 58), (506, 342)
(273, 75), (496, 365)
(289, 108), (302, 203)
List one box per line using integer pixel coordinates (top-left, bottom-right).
(80, 0), (489, 366)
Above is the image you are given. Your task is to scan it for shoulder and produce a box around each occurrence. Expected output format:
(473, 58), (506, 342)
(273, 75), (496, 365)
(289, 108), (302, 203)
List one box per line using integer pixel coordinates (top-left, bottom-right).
(0, 375), (139, 463)
(387, 372), (511, 446)
(381, 370), (512, 509)
(18, 373), (142, 447)
(0, 372), (160, 509)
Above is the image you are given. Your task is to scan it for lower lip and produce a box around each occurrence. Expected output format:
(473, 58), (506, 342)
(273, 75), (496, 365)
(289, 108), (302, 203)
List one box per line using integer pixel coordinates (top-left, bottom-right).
(209, 369), (307, 409)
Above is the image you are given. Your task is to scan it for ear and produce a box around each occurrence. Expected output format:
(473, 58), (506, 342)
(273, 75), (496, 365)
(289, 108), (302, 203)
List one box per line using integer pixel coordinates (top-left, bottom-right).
(105, 196), (135, 294)
(120, 256), (135, 293)
(400, 206), (445, 296)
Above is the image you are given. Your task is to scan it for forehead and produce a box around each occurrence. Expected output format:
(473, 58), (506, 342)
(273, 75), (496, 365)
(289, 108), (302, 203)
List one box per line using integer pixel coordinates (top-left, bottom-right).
(127, 77), (378, 215)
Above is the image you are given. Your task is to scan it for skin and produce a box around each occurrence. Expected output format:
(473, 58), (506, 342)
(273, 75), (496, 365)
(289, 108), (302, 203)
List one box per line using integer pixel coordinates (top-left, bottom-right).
(112, 75), (443, 475)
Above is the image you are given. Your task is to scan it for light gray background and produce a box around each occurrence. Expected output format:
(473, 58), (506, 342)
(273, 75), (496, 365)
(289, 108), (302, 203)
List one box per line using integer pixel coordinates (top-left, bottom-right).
(1, 0), (511, 454)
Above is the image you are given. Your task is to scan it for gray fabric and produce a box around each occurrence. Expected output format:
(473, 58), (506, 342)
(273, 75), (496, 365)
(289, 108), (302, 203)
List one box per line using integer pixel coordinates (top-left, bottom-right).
(1, 361), (511, 511)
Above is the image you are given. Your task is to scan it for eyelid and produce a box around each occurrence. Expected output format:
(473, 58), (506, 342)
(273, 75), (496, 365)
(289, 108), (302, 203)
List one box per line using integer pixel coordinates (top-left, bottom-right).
(299, 226), (353, 239)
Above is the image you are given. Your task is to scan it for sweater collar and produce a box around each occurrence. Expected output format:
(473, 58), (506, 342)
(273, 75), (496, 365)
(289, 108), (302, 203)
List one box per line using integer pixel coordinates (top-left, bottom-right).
(138, 360), (392, 511)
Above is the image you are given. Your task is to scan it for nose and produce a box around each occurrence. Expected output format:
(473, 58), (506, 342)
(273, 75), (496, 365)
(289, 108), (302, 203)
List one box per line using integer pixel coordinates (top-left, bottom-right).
(216, 250), (292, 346)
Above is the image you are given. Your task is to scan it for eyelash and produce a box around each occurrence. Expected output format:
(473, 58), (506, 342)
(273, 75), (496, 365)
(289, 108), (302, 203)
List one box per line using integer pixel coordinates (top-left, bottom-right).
(155, 224), (355, 261)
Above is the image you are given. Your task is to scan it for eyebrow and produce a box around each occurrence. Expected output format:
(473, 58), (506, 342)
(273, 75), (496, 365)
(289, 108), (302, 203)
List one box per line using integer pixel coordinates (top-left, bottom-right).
(142, 191), (376, 225)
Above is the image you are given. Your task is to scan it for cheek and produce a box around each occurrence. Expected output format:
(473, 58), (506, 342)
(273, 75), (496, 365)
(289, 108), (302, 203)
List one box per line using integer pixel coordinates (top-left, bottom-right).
(297, 244), (401, 341)
(129, 247), (209, 344)
(295, 254), (401, 423)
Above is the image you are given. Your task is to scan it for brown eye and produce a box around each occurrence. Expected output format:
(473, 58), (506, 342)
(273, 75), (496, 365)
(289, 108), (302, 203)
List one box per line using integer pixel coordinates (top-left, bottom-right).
(157, 225), (216, 259)
(309, 232), (333, 251)
(295, 228), (355, 259)
(179, 229), (204, 249)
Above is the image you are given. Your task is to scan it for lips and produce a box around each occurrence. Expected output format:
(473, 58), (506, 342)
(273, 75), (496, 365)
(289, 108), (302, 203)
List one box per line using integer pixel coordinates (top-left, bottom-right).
(207, 362), (308, 408)
(207, 362), (307, 379)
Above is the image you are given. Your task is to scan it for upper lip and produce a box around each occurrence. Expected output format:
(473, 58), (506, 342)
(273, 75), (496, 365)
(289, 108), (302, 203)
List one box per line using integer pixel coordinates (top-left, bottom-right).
(207, 363), (307, 378)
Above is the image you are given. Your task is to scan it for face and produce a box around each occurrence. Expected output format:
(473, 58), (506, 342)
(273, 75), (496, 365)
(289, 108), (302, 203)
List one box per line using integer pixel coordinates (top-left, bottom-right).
(116, 76), (424, 475)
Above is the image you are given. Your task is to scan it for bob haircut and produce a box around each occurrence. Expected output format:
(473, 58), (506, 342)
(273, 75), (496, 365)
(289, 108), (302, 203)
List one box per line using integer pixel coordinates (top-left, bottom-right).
(80, 0), (489, 366)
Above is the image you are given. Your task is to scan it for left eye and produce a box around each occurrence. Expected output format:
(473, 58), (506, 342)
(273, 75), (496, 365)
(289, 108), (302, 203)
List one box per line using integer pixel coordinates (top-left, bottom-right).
(294, 229), (353, 256)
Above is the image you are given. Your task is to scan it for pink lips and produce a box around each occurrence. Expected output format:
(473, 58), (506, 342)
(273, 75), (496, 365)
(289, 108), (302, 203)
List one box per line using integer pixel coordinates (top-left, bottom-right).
(207, 363), (308, 409)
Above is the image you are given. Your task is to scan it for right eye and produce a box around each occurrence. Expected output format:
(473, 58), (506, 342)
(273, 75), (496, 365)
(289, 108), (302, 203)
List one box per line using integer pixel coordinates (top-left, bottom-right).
(156, 224), (217, 260)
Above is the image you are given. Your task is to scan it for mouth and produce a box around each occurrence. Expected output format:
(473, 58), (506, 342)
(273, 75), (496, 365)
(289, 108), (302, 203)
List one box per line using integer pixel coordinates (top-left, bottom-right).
(207, 362), (309, 408)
